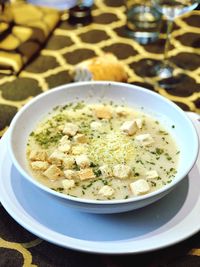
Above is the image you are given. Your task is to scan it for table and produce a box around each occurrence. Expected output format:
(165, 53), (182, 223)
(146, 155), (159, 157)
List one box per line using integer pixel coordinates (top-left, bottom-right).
(0, 0), (200, 266)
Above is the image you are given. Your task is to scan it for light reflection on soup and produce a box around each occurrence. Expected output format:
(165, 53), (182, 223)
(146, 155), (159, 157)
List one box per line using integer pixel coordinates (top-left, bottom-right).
(26, 102), (180, 200)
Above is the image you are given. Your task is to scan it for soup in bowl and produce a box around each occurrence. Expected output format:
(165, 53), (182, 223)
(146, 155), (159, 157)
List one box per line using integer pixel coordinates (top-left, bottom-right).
(8, 81), (199, 213)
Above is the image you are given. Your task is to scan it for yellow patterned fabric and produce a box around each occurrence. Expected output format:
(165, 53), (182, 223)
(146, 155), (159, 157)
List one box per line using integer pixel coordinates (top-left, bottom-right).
(0, 2), (60, 74)
(0, 1), (198, 137)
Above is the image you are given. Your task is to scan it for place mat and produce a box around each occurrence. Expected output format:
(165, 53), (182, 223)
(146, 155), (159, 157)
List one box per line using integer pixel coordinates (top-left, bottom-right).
(0, 2), (60, 75)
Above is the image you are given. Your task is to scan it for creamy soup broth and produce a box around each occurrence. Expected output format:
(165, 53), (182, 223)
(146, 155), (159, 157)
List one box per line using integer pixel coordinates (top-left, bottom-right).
(26, 102), (179, 200)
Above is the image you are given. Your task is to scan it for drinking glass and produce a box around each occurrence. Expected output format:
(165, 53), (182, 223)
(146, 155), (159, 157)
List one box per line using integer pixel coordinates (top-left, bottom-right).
(125, 0), (162, 44)
(152, 0), (199, 87)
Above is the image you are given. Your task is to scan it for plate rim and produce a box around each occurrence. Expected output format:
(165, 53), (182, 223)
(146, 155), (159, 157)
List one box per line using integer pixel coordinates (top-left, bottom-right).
(0, 112), (200, 255)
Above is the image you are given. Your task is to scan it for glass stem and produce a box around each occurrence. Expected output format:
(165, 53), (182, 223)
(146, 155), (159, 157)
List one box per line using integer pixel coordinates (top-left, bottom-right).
(163, 19), (173, 67)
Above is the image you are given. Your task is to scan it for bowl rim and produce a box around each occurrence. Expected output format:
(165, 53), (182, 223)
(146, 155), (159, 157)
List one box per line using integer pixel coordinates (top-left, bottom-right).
(8, 81), (199, 205)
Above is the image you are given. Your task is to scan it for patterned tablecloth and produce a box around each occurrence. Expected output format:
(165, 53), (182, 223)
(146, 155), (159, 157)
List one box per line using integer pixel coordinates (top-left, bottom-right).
(0, 0), (200, 266)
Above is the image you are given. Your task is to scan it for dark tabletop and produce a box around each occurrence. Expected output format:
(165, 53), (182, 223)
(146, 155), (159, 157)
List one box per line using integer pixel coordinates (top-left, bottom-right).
(0, 0), (200, 266)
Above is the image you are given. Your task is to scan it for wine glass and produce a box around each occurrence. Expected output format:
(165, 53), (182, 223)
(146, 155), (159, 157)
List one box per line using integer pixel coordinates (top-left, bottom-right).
(151, 0), (199, 88)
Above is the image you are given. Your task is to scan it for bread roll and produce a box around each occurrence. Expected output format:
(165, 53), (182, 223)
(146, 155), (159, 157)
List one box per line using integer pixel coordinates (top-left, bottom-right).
(74, 53), (128, 82)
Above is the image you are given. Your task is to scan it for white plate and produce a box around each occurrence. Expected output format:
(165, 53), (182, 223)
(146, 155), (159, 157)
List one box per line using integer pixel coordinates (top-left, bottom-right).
(0, 113), (200, 255)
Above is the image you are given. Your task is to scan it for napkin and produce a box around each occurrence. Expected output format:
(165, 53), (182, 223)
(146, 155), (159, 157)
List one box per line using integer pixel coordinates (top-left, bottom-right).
(0, 2), (60, 75)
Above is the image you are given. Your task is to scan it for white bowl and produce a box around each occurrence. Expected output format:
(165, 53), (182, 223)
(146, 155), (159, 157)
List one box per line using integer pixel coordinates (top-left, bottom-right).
(8, 81), (199, 214)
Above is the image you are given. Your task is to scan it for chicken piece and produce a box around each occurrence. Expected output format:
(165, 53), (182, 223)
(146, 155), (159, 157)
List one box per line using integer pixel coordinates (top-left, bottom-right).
(90, 121), (102, 130)
(64, 169), (77, 179)
(31, 161), (49, 171)
(113, 164), (131, 179)
(75, 154), (90, 169)
(63, 122), (78, 136)
(48, 150), (65, 166)
(130, 179), (150, 196)
(146, 170), (159, 179)
(98, 185), (114, 197)
(58, 140), (71, 153)
(72, 144), (88, 155)
(135, 118), (143, 129)
(93, 106), (112, 119)
(135, 134), (154, 146)
(62, 179), (75, 190)
(59, 135), (69, 144)
(63, 156), (75, 169)
(43, 165), (63, 180)
(79, 168), (96, 180)
(29, 150), (47, 161)
(99, 165), (112, 178)
(120, 121), (137, 136)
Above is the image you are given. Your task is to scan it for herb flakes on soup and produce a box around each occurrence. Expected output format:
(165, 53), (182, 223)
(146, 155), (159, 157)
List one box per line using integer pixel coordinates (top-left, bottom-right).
(26, 102), (179, 200)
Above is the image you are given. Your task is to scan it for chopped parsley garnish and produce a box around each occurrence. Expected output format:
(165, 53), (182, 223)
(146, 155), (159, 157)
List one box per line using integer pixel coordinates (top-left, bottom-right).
(34, 131), (63, 148)
(158, 130), (168, 135)
(155, 148), (164, 155)
(93, 169), (101, 177)
(52, 187), (64, 192)
(73, 101), (85, 110)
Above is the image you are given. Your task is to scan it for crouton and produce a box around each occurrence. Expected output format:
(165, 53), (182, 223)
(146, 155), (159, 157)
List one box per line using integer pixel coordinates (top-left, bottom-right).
(31, 161), (49, 171)
(63, 123), (78, 136)
(120, 121), (137, 136)
(29, 150), (47, 161)
(75, 154), (90, 169)
(48, 150), (65, 166)
(64, 169), (77, 179)
(79, 168), (96, 180)
(93, 106), (112, 119)
(43, 165), (63, 180)
(63, 156), (75, 169)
